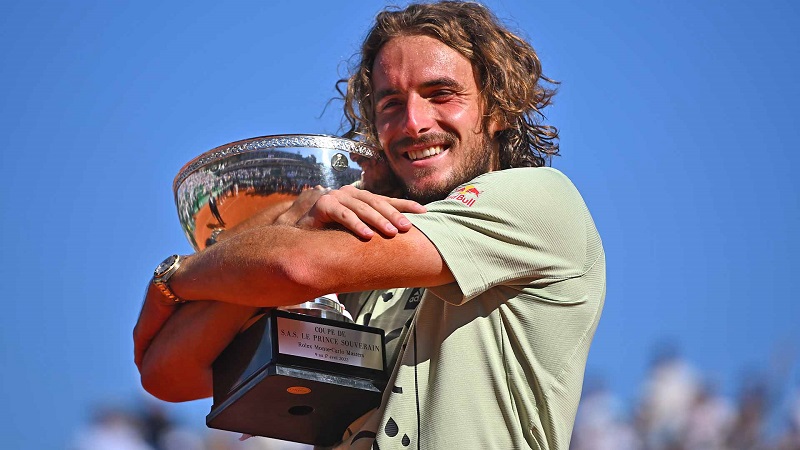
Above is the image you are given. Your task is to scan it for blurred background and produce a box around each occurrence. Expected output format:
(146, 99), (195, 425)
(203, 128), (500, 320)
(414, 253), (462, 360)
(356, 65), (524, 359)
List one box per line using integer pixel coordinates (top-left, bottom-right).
(1, 0), (798, 449)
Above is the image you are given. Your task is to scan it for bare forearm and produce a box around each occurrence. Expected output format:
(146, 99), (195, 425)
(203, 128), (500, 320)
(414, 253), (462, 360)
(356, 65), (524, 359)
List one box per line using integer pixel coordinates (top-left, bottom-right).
(140, 300), (260, 402)
(137, 197), (312, 401)
(135, 187), (445, 402)
(170, 223), (450, 308)
(170, 225), (346, 307)
(215, 199), (294, 242)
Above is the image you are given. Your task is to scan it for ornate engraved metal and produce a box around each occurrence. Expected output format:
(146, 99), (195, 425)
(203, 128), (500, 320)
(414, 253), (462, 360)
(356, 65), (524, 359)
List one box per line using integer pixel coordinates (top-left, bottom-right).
(330, 153), (349, 172)
(174, 134), (376, 192)
(173, 134), (377, 252)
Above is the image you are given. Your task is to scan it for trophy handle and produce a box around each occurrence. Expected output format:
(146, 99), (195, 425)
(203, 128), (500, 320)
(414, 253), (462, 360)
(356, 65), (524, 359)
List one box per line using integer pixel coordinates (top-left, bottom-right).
(279, 293), (354, 323)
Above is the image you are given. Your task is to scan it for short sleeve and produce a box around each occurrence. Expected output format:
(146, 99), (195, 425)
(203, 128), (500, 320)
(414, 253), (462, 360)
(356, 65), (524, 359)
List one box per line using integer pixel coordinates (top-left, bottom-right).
(406, 167), (598, 304)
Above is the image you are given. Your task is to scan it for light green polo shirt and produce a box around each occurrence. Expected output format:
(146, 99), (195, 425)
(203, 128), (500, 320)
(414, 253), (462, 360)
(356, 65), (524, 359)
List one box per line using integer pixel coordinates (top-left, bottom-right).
(344, 167), (605, 450)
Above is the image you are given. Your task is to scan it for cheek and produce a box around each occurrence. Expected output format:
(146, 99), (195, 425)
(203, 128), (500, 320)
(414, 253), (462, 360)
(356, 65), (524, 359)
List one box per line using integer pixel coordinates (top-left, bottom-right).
(437, 104), (481, 132)
(376, 121), (394, 149)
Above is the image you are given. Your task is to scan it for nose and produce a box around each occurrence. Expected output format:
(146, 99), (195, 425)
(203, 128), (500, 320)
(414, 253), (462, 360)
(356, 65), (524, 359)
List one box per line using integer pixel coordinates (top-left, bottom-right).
(403, 94), (434, 137)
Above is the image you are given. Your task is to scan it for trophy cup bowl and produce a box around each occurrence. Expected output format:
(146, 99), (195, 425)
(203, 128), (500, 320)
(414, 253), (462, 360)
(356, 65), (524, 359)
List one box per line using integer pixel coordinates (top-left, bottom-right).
(173, 134), (388, 446)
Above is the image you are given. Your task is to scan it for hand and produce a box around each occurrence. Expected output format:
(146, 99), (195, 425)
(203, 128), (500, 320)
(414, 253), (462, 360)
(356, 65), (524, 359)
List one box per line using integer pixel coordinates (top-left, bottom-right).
(133, 282), (180, 370)
(296, 185), (426, 239)
(274, 185), (330, 227)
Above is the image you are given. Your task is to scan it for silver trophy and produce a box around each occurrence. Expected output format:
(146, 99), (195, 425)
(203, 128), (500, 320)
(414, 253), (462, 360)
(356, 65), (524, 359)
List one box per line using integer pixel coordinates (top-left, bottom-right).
(173, 134), (388, 446)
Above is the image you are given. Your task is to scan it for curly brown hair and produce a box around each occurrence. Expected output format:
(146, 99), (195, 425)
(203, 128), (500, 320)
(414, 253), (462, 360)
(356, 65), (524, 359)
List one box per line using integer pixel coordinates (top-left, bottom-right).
(339, 0), (559, 168)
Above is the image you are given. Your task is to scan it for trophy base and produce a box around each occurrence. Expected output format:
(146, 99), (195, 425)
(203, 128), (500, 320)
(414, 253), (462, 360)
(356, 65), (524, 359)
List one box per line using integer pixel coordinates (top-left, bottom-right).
(206, 310), (387, 447)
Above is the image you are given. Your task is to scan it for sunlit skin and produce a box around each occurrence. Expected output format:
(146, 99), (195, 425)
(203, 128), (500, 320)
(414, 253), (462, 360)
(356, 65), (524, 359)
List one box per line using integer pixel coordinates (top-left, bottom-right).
(372, 34), (501, 204)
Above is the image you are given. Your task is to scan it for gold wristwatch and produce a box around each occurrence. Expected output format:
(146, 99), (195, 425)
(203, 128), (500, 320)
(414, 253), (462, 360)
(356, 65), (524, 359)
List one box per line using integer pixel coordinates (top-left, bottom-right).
(153, 254), (186, 304)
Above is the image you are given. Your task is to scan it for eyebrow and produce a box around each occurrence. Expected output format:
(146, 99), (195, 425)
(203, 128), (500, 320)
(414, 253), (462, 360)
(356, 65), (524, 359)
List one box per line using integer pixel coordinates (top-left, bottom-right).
(374, 77), (466, 105)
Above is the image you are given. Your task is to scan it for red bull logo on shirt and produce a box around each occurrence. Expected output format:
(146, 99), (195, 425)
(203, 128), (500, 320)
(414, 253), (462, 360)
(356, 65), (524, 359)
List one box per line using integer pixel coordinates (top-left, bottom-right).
(447, 184), (481, 207)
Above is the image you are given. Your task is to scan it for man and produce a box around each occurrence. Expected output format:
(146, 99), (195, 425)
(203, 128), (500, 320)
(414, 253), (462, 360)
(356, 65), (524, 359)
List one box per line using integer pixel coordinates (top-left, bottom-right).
(134, 2), (605, 449)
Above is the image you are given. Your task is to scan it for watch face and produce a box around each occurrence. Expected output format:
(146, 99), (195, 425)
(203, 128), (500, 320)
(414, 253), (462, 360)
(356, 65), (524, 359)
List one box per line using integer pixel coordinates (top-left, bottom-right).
(155, 255), (178, 277)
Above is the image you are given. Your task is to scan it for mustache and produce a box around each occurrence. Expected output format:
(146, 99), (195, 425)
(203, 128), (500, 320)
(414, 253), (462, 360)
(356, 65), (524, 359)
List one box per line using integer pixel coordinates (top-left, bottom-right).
(389, 133), (458, 154)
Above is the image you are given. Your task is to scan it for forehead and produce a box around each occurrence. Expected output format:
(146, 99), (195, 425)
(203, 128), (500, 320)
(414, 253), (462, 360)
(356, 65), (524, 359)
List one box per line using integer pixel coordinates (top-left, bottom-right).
(371, 34), (477, 91)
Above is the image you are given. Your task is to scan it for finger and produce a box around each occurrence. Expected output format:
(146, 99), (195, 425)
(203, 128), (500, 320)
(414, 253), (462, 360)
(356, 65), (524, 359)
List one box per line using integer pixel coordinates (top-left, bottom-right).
(134, 334), (150, 369)
(381, 198), (426, 231)
(306, 194), (377, 239)
(325, 191), (402, 237)
(134, 316), (155, 370)
(275, 187), (330, 225)
(134, 283), (153, 368)
(339, 189), (422, 233)
(386, 198), (427, 214)
(342, 185), (427, 216)
(133, 285), (176, 370)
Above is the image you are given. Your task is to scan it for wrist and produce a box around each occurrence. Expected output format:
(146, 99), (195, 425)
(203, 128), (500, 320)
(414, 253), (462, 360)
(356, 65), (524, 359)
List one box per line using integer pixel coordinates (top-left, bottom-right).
(152, 254), (190, 304)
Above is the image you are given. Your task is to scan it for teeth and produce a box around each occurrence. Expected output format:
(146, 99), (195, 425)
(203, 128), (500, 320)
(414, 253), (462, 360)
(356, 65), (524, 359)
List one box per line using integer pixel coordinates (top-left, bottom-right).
(408, 146), (443, 161)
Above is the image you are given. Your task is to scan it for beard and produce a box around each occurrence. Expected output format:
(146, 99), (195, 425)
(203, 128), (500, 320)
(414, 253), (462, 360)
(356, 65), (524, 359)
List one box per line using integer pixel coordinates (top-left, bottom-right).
(394, 131), (494, 204)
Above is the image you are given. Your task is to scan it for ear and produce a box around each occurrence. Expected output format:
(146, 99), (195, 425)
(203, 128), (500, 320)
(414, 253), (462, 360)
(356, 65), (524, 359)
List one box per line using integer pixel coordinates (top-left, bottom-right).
(486, 114), (507, 138)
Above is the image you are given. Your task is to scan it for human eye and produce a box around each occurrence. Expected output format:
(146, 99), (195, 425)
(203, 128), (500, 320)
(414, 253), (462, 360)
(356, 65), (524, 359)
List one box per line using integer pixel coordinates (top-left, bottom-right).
(377, 98), (401, 113)
(429, 89), (456, 102)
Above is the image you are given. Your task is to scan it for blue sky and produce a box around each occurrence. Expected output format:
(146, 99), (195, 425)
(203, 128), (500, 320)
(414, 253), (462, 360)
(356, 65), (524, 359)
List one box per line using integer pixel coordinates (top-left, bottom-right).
(1, 1), (798, 448)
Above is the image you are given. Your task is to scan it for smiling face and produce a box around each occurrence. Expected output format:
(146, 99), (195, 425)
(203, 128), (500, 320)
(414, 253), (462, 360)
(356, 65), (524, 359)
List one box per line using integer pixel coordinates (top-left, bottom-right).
(372, 34), (500, 204)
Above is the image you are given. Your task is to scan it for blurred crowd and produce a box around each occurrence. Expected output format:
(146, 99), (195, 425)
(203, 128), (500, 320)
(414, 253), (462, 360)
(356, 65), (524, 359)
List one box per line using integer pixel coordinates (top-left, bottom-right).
(69, 401), (311, 450)
(572, 348), (800, 450)
(72, 348), (799, 450)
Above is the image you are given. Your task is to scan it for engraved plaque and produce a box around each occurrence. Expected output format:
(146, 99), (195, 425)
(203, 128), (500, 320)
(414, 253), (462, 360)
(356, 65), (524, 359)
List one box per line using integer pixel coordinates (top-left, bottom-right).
(206, 310), (387, 446)
(276, 316), (384, 371)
